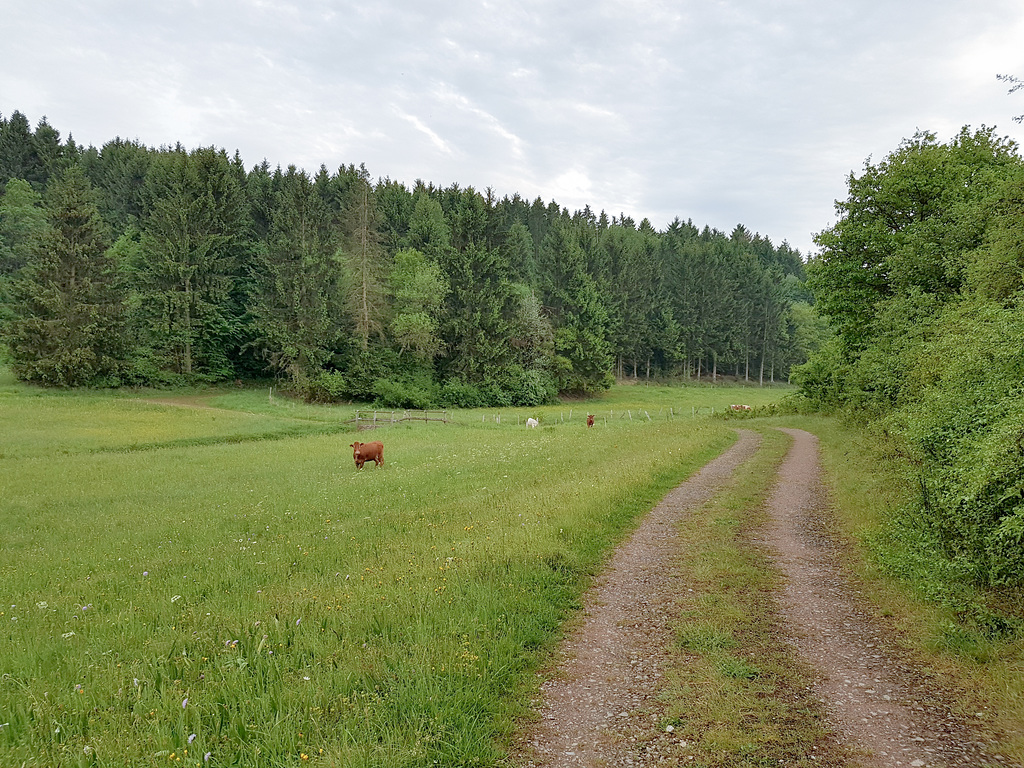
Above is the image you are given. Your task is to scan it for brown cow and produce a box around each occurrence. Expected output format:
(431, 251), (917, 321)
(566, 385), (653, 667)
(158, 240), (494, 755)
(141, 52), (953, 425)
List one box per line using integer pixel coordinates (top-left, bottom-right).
(587, 414), (595, 428)
(350, 440), (384, 469)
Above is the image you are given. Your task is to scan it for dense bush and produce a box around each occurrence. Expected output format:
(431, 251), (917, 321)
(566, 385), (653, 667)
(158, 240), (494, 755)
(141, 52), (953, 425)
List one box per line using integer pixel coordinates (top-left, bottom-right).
(371, 376), (439, 409)
(802, 126), (1024, 588)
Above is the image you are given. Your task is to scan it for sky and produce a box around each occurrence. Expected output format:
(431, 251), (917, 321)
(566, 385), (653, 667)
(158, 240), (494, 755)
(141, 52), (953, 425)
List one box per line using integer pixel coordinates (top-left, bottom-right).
(3, 1), (1024, 257)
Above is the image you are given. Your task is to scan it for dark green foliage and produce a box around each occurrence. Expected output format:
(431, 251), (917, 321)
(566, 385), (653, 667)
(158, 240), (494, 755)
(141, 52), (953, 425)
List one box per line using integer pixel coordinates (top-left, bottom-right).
(0, 110), (809, 403)
(134, 146), (250, 380)
(3, 167), (128, 385)
(247, 166), (345, 393)
(0, 111), (48, 191)
(371, 375), (439, 409)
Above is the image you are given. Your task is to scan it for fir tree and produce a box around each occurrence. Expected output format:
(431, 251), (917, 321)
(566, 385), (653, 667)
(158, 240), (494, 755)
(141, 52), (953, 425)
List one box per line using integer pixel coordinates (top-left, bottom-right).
(4, 167), (127, 385)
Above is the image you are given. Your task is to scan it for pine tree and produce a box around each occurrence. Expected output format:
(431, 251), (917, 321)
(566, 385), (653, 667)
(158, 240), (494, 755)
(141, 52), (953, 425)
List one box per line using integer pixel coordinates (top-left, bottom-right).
(247, 166), (344, 390)
(4, 167), (127, 385)
(537, 220), (613, 393)
(135, 146), (249, 379)
(0, 111), (46, 190)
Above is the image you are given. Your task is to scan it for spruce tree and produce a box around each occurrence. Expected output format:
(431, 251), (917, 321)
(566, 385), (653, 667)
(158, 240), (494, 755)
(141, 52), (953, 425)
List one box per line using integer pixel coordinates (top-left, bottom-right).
(4, 167), (127, 385)
(135, 146), (248, 379)
(248, 166), (344, 391)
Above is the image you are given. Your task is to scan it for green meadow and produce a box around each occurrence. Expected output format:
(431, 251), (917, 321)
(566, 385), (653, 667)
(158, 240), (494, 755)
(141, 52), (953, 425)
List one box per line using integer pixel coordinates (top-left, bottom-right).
(0, 374), (783, 767)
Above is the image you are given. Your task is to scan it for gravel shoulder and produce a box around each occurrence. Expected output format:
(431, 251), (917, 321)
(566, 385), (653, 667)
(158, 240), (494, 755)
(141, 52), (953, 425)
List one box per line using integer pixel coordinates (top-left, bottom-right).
(512, 427), (1009, 767)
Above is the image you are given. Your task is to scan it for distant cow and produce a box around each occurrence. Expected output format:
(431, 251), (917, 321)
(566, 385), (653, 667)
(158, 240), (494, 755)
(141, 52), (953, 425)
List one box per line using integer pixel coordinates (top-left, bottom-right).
(350, 440), (384, 469)
(526, 417), (539, 429)
(587, 414), (595, 428)
(730, 404), (752, 412)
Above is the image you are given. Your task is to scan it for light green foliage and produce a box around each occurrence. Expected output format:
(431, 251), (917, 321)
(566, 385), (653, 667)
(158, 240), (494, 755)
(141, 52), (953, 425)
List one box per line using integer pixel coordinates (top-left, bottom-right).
(0, 178), (49, 277)
(0, 381), (771, 765)
(387, 247), (447, 361)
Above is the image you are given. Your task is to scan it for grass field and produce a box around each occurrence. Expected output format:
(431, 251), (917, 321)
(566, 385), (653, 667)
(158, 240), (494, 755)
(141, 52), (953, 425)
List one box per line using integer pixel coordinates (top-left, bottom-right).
(0, 375), (785, 767)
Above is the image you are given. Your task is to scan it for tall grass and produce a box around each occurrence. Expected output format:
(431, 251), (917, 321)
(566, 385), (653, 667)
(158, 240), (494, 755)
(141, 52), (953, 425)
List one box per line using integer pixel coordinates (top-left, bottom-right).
(0, 379), (780, 767)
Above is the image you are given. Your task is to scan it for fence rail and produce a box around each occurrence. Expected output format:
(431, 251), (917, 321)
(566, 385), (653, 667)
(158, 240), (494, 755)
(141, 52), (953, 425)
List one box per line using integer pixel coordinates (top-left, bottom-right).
(347, 409), (450, 429)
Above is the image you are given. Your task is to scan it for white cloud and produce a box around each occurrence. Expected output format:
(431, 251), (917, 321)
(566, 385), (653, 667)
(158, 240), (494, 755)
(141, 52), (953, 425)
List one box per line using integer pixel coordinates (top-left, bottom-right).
(4, 0), (1024, 256)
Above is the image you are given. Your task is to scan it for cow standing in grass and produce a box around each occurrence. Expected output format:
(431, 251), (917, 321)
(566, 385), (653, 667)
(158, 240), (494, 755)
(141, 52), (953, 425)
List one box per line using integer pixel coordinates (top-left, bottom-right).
(350, 441), (384, 469)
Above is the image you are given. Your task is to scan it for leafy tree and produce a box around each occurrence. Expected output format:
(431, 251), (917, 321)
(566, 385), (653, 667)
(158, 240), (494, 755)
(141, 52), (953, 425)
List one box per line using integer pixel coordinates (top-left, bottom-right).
(387, 247), (448, 362)
(808, 127), (1018, 360)
(0, 179), (49, 278)
(3, 167), (127, 384)
(997, 73), (1024, 123)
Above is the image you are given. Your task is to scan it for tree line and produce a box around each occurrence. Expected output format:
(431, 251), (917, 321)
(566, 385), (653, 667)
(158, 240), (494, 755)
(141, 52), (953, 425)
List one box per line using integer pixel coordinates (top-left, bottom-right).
(0, 109), (817, 406)
(797, 125), (1024, 590)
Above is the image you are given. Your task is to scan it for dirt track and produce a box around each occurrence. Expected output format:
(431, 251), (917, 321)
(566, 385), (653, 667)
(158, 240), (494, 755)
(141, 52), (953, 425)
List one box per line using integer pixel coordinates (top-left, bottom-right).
(514, 428), (1009, 767)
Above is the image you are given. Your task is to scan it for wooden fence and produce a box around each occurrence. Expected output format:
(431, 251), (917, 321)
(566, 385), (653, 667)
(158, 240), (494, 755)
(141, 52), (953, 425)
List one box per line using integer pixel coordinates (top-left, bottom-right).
(348, 409), (450, 429)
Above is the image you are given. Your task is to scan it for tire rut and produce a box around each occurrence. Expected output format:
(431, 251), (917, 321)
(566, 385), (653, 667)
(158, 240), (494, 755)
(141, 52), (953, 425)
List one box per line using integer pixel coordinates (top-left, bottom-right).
(513, 428), (1010, 767)
(764, 428), (1009, 767)
(514, 429), (762, 767)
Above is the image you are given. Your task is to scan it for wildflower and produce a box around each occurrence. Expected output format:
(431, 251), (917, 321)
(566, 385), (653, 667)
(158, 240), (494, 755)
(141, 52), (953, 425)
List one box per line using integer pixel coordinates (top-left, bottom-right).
(75, 684), (83, 694)
(143, 571), (148, 576)
(188, 734), (196, 744)
(204, 753), (211, 762)
(182, 697), (188, 709)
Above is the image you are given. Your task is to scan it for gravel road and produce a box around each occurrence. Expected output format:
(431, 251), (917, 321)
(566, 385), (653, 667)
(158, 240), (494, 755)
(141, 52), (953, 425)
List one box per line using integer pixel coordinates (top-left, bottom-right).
(513, 428), (1011, 767)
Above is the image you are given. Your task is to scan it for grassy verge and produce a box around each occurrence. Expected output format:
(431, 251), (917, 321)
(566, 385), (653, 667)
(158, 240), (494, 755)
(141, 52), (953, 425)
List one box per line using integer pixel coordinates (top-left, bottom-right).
(785, 414), (1024, 763)
(653, 428), (853, 767)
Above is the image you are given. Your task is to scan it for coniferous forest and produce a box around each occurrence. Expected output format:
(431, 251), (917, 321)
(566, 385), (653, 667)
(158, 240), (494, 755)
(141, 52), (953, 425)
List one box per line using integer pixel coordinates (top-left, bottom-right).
(0, 110), (817, 406)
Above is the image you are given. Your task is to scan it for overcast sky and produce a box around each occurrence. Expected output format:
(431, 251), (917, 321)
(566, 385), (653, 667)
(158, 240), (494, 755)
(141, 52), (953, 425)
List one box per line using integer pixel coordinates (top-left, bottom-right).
(4, 1), (1024, 256)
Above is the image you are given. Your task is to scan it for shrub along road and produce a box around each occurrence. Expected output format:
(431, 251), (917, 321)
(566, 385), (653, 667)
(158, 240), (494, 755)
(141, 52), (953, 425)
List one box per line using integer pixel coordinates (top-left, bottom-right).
(513, 428), (1011, 767)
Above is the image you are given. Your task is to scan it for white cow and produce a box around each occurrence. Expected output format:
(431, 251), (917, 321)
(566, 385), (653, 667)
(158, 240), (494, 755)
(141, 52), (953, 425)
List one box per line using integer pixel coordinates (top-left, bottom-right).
(526, 417), (539, 428)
